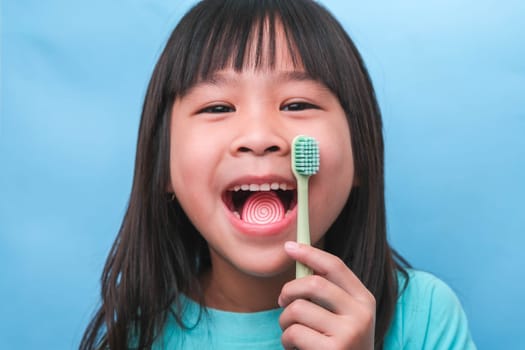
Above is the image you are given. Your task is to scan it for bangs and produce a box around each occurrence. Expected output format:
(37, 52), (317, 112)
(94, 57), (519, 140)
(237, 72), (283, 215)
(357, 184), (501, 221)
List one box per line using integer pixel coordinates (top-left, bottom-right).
(170, 0), (354, 98)
(194, 3), (300, 78)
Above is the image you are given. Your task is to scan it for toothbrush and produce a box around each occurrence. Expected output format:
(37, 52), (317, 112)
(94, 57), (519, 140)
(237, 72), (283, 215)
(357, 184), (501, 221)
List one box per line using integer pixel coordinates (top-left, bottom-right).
(291, 135), (320, 279)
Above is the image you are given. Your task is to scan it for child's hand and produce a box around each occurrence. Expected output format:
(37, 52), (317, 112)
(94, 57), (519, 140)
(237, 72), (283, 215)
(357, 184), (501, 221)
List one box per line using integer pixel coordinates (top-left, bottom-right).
(278, 241), (376, 350)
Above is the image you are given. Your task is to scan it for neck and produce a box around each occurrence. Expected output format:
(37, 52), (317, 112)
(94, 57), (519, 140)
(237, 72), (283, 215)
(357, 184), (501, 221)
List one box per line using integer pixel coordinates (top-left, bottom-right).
(199, 254), (294, 312)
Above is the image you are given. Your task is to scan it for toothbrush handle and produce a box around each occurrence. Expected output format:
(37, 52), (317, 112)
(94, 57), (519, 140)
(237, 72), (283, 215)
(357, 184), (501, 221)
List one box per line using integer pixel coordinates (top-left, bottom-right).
(296, 176), (313, 278)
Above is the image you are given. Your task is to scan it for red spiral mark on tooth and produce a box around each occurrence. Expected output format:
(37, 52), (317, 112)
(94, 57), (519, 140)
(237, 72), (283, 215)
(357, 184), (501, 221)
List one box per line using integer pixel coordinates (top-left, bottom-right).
(241, 191), (285, 224)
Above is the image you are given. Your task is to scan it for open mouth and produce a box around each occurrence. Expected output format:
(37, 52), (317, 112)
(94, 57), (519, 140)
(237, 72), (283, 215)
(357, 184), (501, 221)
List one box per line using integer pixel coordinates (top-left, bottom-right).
(223, 183), (297, 225)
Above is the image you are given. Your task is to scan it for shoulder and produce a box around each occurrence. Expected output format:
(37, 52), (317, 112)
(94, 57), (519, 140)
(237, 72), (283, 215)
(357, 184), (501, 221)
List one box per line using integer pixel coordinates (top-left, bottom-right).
(400, 269), (460, 308)
(384, 269), (477, 349)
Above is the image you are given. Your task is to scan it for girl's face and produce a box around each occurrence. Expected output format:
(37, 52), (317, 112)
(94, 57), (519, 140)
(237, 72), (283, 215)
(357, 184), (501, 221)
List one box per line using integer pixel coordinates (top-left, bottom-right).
(169, 36), (355, 279)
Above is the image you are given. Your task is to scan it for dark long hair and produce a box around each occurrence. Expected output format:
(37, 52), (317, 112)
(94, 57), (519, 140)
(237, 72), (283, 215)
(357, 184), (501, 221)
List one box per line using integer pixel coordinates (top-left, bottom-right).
(80, 1), (409, 349)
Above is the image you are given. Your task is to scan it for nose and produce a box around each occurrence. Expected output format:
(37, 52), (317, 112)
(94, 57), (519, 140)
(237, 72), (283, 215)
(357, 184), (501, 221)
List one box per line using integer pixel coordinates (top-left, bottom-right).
(230, 118), (289, 157)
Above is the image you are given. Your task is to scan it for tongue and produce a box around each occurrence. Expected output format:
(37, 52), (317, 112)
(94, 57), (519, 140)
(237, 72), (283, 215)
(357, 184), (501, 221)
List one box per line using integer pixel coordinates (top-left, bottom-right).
(241, 191), (285, 224)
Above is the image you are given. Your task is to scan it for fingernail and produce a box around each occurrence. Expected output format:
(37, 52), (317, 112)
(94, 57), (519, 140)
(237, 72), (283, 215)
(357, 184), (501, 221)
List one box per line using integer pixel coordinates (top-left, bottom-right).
(284, 241), (300, 252)
(277, 296), (283, 307)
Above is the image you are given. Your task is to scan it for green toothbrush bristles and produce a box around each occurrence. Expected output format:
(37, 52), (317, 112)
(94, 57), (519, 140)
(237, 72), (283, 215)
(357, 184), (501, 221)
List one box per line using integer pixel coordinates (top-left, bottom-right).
(292, 136), (320, 176)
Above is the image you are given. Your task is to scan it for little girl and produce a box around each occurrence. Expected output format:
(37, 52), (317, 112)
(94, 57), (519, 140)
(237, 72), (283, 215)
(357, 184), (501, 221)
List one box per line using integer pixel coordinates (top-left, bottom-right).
(81, 0), (476, 349)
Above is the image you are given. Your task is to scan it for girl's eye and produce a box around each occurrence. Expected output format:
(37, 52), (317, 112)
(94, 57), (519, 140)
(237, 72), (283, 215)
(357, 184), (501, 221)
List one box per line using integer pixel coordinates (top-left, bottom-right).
(281, 102), (319, 111)
(198, 104), (235, 114)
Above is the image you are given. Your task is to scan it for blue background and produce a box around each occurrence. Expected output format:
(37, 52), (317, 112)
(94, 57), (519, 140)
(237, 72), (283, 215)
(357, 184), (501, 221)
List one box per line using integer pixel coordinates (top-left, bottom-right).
(1, 0), (524, 348)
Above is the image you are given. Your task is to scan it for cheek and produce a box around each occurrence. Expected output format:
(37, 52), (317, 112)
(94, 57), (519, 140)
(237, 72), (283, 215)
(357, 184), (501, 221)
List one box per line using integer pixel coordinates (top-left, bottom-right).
(169, 146), (211, 231)
(313, 151), (353, 230)
(169, 118), (213, 184)
(169, 123), (207, 199)
(169, 122), (225, 220)
(316, 117), (354, 190)
(169, 133), (190, 190)
(310, 125), (354, 240)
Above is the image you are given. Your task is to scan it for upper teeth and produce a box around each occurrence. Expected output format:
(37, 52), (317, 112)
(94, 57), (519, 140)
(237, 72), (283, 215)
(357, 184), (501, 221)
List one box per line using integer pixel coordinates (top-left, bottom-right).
(229, 182), (295, 192)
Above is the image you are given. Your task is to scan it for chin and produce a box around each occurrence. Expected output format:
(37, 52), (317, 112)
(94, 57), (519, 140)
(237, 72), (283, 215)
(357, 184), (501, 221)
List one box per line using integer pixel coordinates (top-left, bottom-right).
(235, 255), (295, 279)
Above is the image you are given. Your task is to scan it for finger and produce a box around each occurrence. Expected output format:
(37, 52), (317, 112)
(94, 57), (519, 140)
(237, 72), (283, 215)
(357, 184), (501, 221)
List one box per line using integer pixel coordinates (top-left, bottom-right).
(281, 323), (330, 350)
(280, 300), (375, 350)
(279, 298), (339, 335)
(284, 241), (373, 303)
(278, 274), (357, 314)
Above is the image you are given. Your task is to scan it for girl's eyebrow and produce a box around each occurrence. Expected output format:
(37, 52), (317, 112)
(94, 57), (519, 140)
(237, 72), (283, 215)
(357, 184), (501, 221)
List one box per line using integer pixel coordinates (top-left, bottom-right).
(275, 71), (330, 92)
(276, 70), (316, 83)
(191, 70), (321, 90)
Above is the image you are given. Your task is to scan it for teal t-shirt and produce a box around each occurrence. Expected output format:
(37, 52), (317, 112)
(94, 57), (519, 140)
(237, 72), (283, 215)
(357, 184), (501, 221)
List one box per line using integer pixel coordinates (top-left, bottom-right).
(154, 269), (476, 349)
